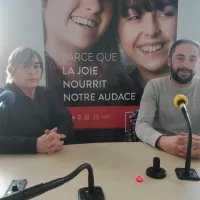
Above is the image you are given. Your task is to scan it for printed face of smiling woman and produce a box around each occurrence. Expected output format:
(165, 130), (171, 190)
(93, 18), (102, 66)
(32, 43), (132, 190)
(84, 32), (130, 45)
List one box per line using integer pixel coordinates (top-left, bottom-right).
(118, 0), (178, 73)
(43, 0), (114, 52)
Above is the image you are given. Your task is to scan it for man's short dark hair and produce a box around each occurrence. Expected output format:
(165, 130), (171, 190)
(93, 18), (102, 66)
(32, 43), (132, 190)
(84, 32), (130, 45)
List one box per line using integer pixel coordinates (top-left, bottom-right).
(169, 39), (200, 59)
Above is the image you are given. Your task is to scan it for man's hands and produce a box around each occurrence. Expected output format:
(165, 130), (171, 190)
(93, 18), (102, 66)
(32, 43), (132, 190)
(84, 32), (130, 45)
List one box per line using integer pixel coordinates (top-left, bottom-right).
(156, 133), (186, 157)
(156, 132), (200, 158)
(36, 127), (66, 154)
(177, 133), (200, 158)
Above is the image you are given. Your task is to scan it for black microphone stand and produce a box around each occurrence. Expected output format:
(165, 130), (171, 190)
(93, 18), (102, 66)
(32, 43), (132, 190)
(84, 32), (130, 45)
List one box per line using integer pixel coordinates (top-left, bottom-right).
(0, 163), (104, 200)
(175, 103), (200, 180)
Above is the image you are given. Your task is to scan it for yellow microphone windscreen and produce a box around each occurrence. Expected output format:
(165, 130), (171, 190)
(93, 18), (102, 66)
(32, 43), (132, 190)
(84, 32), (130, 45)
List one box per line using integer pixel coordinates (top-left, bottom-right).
(174, 94), (188, 108)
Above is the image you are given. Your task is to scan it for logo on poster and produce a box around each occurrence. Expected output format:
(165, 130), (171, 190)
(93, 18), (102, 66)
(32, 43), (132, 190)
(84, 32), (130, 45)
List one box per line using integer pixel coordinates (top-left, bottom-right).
(93, 114), (99, 120)
(84, 114), (90, 120)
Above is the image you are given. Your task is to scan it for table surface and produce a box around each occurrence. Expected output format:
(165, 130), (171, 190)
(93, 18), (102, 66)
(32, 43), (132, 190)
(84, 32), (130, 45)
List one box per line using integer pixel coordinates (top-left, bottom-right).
(0, 143), (200, 200)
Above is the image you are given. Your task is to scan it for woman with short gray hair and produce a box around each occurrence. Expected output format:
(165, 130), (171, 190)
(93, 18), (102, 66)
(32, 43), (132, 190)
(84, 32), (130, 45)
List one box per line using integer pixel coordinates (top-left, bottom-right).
(0, 47), (74, 154)
(6, 47), (43, 84)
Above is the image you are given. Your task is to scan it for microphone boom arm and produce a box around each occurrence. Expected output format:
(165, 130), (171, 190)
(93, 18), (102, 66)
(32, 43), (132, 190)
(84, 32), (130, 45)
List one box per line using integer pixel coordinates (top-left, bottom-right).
(0, 163), (104, 200)
(175, 103), (200, 181)
(180, 104), (192, 173)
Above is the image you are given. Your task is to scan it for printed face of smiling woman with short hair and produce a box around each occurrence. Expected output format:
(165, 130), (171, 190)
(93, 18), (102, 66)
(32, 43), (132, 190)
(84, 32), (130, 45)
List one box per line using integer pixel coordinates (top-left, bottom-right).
(43, 0), (114, 52)
(118, 0), (178, 73)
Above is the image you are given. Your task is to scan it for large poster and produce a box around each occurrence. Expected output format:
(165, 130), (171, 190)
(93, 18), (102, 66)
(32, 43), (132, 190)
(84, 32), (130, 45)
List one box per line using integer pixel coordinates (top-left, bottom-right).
(0, 0), (180, 143)
(42, 0), (178, 141)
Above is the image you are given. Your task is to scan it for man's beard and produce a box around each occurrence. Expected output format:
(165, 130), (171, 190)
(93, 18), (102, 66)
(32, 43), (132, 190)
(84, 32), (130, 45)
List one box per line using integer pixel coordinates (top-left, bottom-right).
(170, 66), (195, 84)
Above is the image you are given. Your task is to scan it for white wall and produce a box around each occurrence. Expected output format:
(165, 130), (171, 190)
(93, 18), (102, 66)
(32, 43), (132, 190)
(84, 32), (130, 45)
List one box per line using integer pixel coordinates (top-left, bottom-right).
(177, 0), (200, 75)
(177, 0), (200, 41)
(0, 0), (45, 87)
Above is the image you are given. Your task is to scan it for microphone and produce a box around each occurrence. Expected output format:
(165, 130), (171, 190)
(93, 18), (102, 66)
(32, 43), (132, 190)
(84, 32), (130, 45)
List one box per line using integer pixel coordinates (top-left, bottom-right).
(0, 90), (15, 111)
(146, 157), (166, 179)
(0, 163), (104, 200)
(174, 94), (200, 181)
